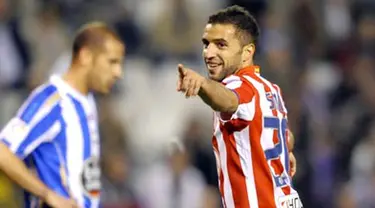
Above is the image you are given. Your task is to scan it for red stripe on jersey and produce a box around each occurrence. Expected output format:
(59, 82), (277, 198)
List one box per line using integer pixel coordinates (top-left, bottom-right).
(232, 78), (255, 104)
(220, 124), (250, 208)
(212, 136), (226, 207)
(223, 118), (250, 132)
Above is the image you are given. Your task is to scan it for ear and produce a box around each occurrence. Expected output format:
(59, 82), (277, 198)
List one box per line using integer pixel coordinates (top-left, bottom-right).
(242, 43), (255, 63)
(245, 43), (255, 57)
(79, 47), (93, 66)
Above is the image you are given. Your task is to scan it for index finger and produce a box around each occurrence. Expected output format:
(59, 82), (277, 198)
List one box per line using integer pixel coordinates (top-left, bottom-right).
(178, 64), (187, 77)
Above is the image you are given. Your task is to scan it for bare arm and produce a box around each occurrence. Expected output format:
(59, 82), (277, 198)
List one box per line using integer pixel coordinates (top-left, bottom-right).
(176, 64), (239, 113)
(0, 143), (77, 207)
(0, 143), (49, 200)
(287, 130), (297, 177)
(287, 129), (295, 152)
(199, 78), (239, 113)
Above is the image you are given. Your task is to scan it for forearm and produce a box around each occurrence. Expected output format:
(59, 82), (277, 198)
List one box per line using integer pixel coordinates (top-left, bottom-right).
(198, 78), (238, 113)
(0, 143), (49, 199)
(287, 129), (295, 152)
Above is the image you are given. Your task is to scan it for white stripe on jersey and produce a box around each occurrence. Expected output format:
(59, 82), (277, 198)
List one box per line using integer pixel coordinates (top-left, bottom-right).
(224, 75), (242, 89)
(62, 98), (85, 205)
(216, 130), (235, 208)
(233, 126), (259, 208)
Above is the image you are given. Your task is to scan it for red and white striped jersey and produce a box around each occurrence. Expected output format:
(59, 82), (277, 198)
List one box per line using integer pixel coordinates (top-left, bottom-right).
(212, 65), (303, 208)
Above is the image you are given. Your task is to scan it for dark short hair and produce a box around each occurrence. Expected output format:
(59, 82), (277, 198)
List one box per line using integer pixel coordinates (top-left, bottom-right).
(208, 5), (260, 46)
(72, 22), (122, 59)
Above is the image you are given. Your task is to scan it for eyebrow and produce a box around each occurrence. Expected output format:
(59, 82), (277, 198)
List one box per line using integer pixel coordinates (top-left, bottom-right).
(109, 58), (120, 63)
(214, 38), (228, 43)
(202, 38), (228, 43)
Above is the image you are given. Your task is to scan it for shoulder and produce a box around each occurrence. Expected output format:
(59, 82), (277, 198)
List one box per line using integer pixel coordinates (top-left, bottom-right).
(29, 83), (59, 102)
(18, 83), (62, 124)
(222, 74), (254, 90)
(222, 75), (241, 84)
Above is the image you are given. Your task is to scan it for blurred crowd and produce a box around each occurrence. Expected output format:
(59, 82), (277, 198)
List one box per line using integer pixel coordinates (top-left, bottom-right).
(0, 0), (375, 207)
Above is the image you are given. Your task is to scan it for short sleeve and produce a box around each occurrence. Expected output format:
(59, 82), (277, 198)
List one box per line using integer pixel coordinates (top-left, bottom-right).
(219, 75), (255, 122)
(0, 100), (62, 159)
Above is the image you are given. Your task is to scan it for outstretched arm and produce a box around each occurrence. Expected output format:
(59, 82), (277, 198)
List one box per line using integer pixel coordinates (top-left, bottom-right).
(198, 79), (238, 113)
(177, 64), (238, 113)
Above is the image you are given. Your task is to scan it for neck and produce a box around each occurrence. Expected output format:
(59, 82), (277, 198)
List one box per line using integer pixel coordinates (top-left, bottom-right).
(234, 61), (254, 74)
(62, 64), (89, 95)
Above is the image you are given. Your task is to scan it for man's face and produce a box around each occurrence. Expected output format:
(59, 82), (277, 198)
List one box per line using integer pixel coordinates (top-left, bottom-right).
(202, 23), (244, 82)
(89, 38), (124, 94)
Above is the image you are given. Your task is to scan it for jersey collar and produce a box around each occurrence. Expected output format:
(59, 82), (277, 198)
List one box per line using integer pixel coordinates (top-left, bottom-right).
(50, 75), (90, 103)
(235, 65), (260, 76)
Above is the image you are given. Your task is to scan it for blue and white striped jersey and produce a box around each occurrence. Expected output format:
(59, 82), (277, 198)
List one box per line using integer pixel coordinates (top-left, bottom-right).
(0, 75), (101, 208)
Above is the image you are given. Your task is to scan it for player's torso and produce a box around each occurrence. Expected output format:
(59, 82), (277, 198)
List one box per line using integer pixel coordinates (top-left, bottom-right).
(212, 73), (302, 208)
(59, 93), (101, 206)
(26, 84), (101, 208)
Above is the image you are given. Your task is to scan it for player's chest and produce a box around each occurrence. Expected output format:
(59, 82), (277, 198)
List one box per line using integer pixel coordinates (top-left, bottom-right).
(61, 103), (100, 156)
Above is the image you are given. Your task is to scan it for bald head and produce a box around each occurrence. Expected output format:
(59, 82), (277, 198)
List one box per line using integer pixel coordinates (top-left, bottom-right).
(72, 22), (123, 60)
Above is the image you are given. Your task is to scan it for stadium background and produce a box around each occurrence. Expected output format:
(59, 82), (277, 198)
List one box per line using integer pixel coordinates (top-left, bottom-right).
(0, 0), (374, 207)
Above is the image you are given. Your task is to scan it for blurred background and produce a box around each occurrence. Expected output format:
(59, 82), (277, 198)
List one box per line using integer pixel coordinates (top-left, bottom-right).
(0, 0), (375, 207)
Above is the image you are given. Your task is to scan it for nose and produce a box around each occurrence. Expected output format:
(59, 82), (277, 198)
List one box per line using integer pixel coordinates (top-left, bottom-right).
(203, 43), (217, 60)
(113, 65), (123, 79)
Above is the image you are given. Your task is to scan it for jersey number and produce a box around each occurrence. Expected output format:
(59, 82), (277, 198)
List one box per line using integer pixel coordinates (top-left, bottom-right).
(263, 117), (290, 187)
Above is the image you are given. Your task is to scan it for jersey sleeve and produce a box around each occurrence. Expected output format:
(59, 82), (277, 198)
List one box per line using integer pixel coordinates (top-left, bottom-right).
(219, 75), (256, 122)
(0, 98), (62, 159)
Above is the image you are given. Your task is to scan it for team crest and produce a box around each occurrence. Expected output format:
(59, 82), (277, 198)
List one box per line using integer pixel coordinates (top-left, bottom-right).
(81, 156), (101, 198)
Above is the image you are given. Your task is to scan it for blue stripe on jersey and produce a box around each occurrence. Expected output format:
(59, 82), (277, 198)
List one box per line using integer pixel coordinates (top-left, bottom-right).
(16, 104), (61, 158)
(23, 118), (69, 208)
(20, 85), (57, 124)
(70, 96), (92, 208)
(32, 138), (70, 198)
